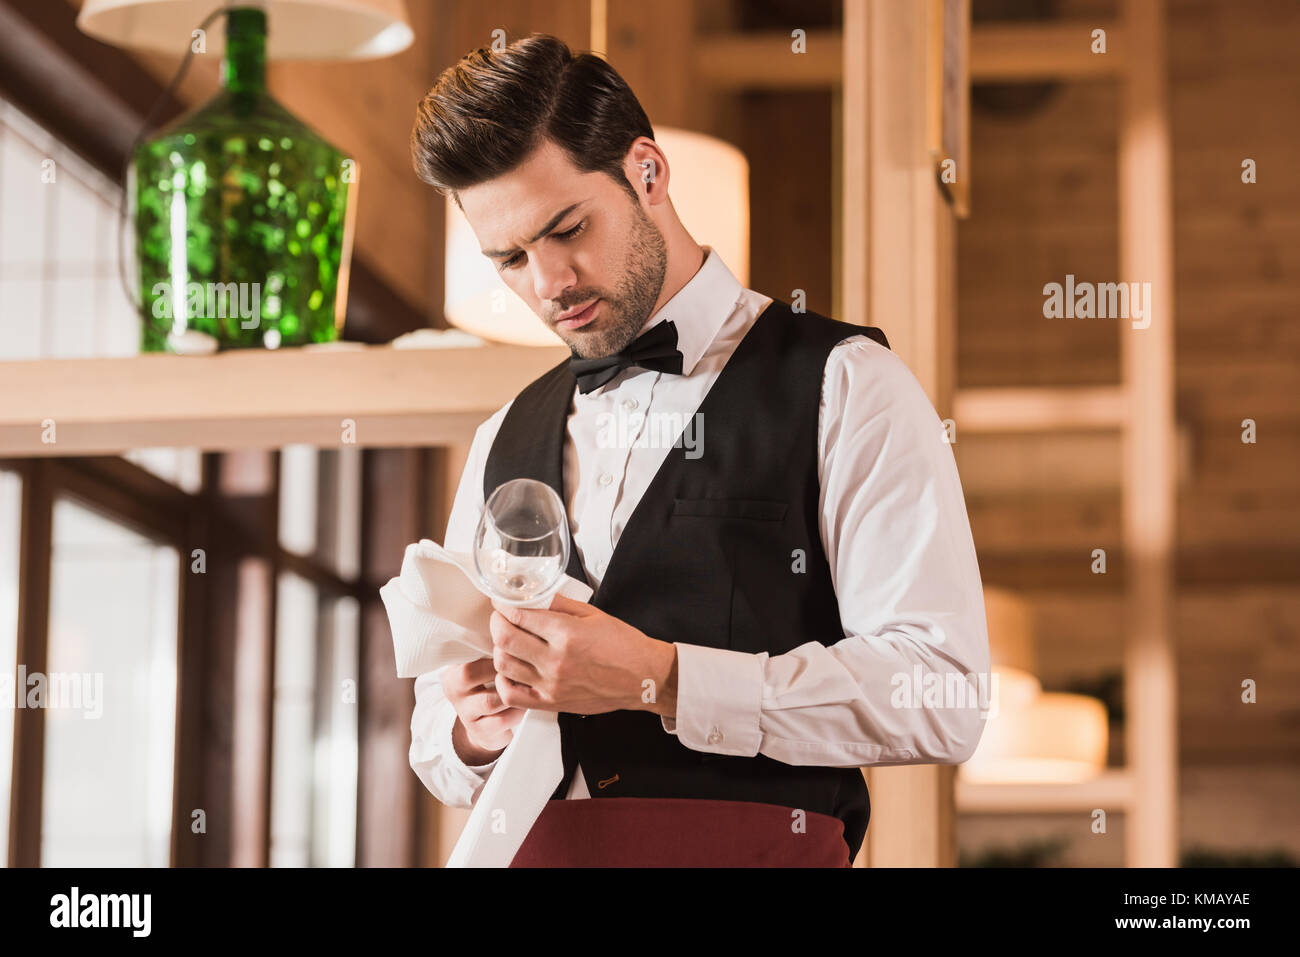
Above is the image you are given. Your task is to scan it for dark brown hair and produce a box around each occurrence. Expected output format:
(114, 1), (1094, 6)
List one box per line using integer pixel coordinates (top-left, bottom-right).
(411, 33), (654, 207)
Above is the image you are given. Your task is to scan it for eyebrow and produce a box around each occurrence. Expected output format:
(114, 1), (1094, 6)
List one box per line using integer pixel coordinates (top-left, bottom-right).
(481, 202), (584, 260)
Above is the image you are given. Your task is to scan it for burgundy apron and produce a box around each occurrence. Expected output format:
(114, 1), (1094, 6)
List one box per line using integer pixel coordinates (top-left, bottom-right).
(509, 797), (852, 867)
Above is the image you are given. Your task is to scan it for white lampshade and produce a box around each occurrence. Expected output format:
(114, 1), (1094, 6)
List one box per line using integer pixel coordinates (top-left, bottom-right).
(444, 127), (750, 346)
(961, 587), (1110, 784)
(77, 0), (414, 60)
(960, 692), (1109, 785)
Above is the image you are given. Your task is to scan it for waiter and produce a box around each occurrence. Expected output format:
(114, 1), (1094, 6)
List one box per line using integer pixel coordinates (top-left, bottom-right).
(406, 33), (990, 867)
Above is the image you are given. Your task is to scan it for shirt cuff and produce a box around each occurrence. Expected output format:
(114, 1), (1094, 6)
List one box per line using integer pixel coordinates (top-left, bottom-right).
(441, 706), (500, 776)
(659, 642), (764, 757)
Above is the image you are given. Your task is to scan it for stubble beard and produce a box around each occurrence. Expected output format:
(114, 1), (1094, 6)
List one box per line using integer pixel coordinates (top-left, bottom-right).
(557, 201), (668, 360)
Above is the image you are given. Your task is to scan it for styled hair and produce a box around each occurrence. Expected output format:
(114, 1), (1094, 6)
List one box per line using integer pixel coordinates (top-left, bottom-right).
(411, 33), (654, 206)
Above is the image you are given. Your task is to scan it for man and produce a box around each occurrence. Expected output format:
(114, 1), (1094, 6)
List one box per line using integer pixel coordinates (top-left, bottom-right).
(406, 33), (990, 867)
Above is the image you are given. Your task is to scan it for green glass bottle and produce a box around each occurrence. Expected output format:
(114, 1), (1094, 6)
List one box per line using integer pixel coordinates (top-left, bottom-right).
(134, 6), (355, 353)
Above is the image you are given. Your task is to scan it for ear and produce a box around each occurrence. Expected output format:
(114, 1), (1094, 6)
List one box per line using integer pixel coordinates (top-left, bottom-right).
(626, 137), (669, 205)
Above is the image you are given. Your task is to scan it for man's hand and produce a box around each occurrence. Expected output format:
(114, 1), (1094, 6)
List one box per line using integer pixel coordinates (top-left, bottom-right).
(443, 657), (526, 764)
(488, 593), (678, 719)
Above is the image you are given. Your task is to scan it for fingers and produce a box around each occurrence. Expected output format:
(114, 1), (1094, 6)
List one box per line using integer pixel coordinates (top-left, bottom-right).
(466, 706), (525, 752)
(490, 609), (554, 664)
(546, 593), (593, 615)
(451, 659), (527, 704)
(492, 641), (543, 686)
(490, 602), (574, 643)
(456, 657), (498, 692)
(495, 671), (546, 710)
(466, 685), (515, 718)
(481, 702), (526, 724)
(445, 659), (503, 715)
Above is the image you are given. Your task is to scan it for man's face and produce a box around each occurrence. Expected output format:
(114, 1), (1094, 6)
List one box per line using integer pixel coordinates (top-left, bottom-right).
(458, 138), (667, 358)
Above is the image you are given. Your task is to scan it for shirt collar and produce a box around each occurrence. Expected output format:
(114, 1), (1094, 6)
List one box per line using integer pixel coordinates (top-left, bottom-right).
(636, 245), (742, 377)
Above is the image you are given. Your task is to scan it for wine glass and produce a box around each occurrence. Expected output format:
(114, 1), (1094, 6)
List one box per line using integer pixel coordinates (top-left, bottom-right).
(473, 478), (570, 605)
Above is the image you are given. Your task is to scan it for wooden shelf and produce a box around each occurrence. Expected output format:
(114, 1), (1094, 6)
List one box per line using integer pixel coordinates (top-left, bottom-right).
(952, 385), (1130, 433)
(692, 22), (1124, 90)
(956, 769), (1134, 814)
(970, 21), (1125, 82)
(694, 30), (843, 89)
(0, 343), (570, 456)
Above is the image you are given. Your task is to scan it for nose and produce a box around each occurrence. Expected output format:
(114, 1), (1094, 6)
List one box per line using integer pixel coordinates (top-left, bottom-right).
(530, 247), (577, 311)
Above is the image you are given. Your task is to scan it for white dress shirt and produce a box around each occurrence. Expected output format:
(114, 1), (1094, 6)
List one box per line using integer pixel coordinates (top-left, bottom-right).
(409, 245), (990, 810)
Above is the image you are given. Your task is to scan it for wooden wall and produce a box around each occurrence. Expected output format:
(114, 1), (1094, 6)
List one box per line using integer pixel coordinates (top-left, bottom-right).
(955, 0), (1300, 863)
(733, 1), (839, 314)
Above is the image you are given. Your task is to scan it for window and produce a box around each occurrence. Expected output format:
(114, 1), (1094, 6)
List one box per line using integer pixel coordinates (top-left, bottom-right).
(270, 445), (361, 866)
(40, 496), (179, 866)
(270, 572), (358, 867)
(0, 97), (137, 359)
(122, 448), (203, 494)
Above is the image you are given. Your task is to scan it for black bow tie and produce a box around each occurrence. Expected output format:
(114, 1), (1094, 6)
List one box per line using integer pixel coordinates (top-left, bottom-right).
(568, 320), (684, 394)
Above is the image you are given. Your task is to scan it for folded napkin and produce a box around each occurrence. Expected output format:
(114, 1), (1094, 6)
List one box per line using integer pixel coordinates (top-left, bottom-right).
(379, 538), (592, 867)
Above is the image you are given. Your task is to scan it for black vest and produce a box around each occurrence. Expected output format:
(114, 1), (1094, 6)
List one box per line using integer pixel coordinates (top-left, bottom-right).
(483, 298), (889, 860)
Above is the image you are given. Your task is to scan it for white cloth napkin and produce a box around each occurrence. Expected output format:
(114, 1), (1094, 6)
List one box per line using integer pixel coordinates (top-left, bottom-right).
(379, 538), (592, 867)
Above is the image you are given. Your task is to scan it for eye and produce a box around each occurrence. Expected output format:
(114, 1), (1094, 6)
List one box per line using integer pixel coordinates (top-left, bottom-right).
(499, 221), (586, 271)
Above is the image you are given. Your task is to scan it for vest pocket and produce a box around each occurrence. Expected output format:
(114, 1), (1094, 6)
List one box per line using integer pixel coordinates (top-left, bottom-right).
(671, 498), (788, 522)
(670, 498), (792, 654)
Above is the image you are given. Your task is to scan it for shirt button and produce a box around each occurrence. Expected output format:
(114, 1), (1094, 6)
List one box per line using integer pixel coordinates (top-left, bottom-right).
(595, 558), (607, 574)
(622, 398), (638, 412)
(706, 727), (723, 745)
(598, 471), (614, 487)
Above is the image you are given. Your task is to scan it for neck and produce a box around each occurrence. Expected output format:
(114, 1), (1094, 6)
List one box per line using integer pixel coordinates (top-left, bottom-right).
(649, 233), (707, 322)
(222, 7), (268, 94)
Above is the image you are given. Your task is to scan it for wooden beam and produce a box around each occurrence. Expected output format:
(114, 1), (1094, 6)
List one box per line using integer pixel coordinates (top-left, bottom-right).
(0, 344), (568, 457)
(356, 448), (424, 866)
(1118, 0), (1178, 868)
(425, 443), (474, 868)
(172, 484), (209, 866)
(843, 0), (958, 869)
(7, 461), (50, 867)
(210, 451), (279, 868)
(606, 0), (707, 129)
(843, 1), (949, 408)
(840, 5), (871, 866)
